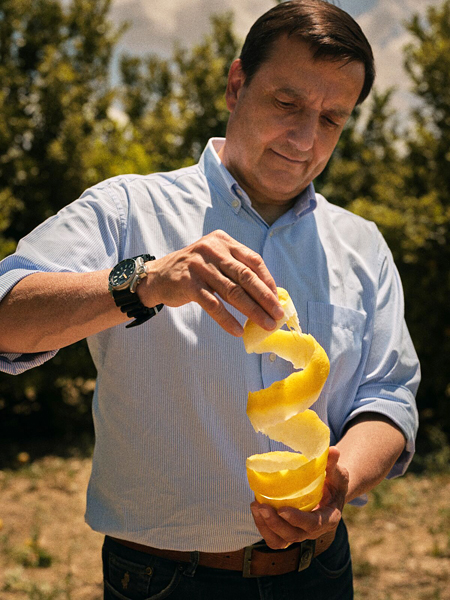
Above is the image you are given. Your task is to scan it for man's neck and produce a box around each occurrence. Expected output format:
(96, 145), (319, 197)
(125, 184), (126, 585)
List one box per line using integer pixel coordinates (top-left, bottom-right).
(247, 198), (296, 226)
(216, 141), (295, 226)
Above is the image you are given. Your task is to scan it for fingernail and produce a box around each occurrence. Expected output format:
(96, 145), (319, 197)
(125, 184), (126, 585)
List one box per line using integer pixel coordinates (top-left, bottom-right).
(278, 510), (289, 518)
(260, 508), (271, 519)
(264, 316), (277, 330)
(274, 305), (284, 319)
(233, 323), (244, 336)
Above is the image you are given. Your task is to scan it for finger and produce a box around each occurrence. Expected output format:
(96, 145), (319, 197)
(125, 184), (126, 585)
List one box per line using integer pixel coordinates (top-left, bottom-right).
(277, 503), (341, 540)
(210, 230), (277, 298)
(250, 502), (292, 549)
(223, 252), (284, 321)
(172, 260), (275, 335)
(212, 274), (280, 332)
(251, 502), (315, 547)
(194, 285), (244, 336)
(320, 446), (348, 510)
(230, 242), (279, 298)
(180, 241), (279, 331)
(191, 256), (278, 331)
(188, 231), (283, 327)
(326, 446), (341, 472)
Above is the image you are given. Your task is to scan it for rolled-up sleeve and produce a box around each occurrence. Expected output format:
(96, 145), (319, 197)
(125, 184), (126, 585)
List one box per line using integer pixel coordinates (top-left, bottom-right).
(342, 235), (420, 479)
(0, 183), (125, 374)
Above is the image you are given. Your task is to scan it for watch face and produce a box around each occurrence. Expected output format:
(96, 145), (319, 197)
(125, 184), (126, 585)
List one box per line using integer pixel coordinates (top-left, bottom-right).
(109, 258), (136, 290)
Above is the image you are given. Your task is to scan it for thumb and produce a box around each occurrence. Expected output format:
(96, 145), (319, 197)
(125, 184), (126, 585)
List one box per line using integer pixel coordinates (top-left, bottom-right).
(326, 446), (341, 471)
(320, 446), (348, 509)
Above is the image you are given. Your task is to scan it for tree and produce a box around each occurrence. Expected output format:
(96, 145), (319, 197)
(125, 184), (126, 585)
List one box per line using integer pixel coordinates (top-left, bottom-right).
(0, 0), (125, 447)
(118, 13), (240, 171)
(0, 5), (241, 450)
(3, 0), (450, 465)
(0, 0), (127, 252)
(401, 1), (450, 455)
(319, 1), (450, 461)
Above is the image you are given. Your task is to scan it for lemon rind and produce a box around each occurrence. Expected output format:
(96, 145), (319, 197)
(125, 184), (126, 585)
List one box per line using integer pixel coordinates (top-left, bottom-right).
(243, 287), (331, 512)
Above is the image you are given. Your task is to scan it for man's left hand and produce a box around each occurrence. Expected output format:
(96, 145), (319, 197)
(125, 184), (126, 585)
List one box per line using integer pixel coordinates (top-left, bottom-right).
(250, 447), (348, 549)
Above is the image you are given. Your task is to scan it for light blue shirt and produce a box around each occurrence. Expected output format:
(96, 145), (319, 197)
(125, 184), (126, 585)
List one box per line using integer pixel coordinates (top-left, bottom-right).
(0, 139), (420, 552)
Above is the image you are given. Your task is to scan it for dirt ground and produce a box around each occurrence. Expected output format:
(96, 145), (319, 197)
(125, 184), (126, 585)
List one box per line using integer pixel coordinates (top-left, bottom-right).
(0, 454), (449, 599)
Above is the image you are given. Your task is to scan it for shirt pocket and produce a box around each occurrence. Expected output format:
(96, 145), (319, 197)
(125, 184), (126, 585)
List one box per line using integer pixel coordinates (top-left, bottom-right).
(307, 302), (367, 402)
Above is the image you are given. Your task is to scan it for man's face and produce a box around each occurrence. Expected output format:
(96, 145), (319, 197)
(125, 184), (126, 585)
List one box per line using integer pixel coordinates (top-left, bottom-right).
(220, 35), (365, 220)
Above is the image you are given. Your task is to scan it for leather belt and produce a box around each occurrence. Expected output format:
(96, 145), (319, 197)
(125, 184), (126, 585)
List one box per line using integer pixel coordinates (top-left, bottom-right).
(110, 529), (336, 578)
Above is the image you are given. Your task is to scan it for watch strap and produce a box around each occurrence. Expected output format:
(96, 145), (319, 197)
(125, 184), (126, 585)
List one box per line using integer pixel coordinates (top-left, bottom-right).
(110, 254), (163, 328)
(125, 303), (164, 329)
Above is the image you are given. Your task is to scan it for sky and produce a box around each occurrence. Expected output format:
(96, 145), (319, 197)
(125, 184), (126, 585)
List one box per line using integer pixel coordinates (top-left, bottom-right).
(107, 0), (441, 115)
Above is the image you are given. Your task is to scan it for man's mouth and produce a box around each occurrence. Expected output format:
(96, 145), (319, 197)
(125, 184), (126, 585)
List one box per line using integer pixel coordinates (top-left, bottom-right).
(270, 149), (308, 164)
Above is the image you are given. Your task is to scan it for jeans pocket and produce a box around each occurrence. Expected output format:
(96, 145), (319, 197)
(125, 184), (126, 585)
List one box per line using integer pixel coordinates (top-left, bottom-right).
(103, 548), (183, 600)
(312, 521), (352, 580)
(104, 552), (154, 599)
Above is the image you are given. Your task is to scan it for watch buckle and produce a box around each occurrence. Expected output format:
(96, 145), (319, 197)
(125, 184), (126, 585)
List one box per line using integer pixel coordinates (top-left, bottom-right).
(129, 257), (147, 293)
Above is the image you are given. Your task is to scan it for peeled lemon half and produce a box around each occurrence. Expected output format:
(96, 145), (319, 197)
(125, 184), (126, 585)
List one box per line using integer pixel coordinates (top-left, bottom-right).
(243, 288), (330, 511)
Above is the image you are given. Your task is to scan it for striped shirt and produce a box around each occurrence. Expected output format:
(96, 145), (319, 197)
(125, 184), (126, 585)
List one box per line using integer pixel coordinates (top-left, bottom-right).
(0, 138), (420, 552)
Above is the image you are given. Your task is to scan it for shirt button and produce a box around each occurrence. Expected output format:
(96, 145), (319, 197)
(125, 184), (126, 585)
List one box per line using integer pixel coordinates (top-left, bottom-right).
(232, 199), (240, 209)
(236, 188), (243, 197)
(269, 353), (277, 362)
(269, 231), (274, 237)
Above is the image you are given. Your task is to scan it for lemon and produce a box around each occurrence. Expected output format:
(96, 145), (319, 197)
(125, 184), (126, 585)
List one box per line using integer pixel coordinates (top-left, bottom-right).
(254, 472), (326, 510)
(242, 288), (300, 354)
(246, 446), (328, 498)
(243, 288), (330, 511)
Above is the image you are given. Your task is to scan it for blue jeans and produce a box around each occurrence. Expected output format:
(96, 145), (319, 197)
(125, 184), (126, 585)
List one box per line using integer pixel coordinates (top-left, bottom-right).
(102, 520), (353, 600)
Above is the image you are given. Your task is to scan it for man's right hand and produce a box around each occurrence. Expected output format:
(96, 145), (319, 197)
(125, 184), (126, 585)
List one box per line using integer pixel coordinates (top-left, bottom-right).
(138, 229), (284, 336)
(0, 230), (283, 354)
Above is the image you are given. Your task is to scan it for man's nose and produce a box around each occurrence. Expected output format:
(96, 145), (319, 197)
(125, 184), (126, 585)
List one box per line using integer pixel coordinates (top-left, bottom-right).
(286, 112), (317, 152)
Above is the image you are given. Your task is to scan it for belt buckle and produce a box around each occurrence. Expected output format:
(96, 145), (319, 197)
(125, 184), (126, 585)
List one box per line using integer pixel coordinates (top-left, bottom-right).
(242, 541), (267, 578)
(242, 539), (316, 578)
(297, 539), (315, 572)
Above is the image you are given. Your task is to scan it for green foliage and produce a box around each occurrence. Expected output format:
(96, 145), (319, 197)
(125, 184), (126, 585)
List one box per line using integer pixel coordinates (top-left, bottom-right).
(319, 1), (450, 450)
(12, 527), (53, 568)
(118, 12), (240, 170)
(0, 0), (124, 244)
(0, 0), (125, 441)
(0, 4), (241, 443)
(1, 0), (450, 457)
(400, 5), (450, 433)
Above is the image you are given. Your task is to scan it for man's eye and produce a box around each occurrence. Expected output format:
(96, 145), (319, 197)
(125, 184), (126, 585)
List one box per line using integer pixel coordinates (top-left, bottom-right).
(322, 116), (339, 128)
(276, 99), (295, 109)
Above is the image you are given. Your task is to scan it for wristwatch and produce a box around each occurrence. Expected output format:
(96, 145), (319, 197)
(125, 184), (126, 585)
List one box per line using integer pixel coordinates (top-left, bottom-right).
(108, 254), (164, 328)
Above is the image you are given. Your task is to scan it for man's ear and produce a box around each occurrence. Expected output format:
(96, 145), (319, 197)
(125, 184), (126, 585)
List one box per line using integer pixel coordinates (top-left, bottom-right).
(225, 59), (246, 112)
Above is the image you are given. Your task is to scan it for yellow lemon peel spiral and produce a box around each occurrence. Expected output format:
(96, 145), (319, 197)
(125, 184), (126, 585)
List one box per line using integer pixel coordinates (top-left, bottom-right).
(243, 288), (330, 510)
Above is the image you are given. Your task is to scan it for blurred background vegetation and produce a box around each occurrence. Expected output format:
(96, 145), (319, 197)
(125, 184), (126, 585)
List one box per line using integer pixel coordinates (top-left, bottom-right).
(0, 0), (449, 470)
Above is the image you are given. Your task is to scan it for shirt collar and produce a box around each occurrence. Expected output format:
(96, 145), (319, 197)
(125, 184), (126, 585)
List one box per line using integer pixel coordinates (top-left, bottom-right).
(199, 137), (317, 221)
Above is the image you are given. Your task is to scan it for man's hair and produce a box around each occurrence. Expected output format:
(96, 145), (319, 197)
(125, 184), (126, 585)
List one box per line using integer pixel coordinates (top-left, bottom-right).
(239, 0), (375, 105)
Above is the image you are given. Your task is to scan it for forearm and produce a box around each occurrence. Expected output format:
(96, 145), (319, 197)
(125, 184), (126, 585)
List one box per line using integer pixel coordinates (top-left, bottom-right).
(0, 271), (127, 353)
(336, 412), (407, 504)
(0, 230), (283, 354)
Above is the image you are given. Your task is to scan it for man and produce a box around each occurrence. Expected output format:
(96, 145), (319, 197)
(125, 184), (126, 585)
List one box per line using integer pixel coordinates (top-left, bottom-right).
(0, 1), (419, 598)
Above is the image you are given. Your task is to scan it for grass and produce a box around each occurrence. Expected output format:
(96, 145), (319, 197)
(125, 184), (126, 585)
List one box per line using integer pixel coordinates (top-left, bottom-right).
(345, 471), (450, 600)
(0, 451), (449, 600)
(3, 570), (66, 600)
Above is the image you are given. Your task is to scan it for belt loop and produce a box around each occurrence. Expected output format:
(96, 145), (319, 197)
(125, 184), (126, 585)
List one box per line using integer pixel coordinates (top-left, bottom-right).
(298, 540), (315, 572)
(183, 551), (200, 577)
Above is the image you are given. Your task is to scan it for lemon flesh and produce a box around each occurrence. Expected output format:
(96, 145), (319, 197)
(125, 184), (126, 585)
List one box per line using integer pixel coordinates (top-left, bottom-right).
(243, 288), (330, 511)
(243, 287), (301, 354)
